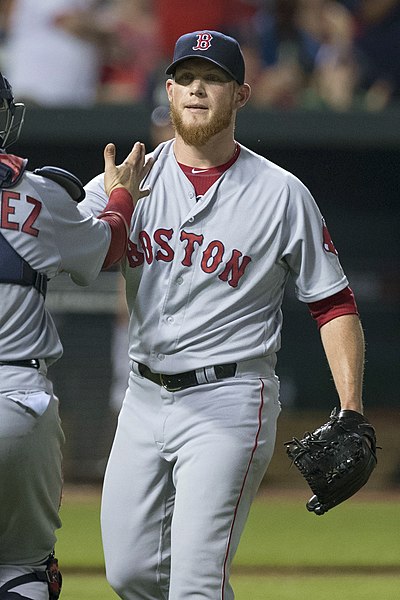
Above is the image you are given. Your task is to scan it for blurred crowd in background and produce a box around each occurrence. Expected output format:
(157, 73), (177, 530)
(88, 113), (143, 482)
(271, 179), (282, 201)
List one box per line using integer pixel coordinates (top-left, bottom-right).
(0, 0), (399, 112)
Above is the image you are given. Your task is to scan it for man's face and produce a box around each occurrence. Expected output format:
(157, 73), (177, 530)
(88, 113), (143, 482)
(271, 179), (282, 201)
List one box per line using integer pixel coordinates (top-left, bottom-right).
(166, 58), (238, 146)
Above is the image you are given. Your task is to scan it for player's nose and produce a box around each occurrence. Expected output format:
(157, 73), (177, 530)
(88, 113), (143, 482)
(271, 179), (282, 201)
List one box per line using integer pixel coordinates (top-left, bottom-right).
(189, 78), (206, 96)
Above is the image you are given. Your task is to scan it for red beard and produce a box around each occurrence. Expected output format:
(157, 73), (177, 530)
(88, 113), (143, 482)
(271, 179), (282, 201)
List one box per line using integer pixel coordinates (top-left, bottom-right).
(169, 103), (234, 147)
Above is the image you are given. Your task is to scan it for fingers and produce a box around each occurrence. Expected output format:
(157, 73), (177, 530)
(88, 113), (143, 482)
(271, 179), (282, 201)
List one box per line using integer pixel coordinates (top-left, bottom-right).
(103, 143), (119, 196)
(104, 141), (142, 171)
(123, 142), (153, 197)
(123, 141), (145, 167)
(103, 141), (153, 199)
(104, 143), (116, 169)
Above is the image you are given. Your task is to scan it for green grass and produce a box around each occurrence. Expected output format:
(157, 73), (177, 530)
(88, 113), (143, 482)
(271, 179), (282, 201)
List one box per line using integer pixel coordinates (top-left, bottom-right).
(61, 574), (118, 599)
(58, 497), (104, 567)
(236, 495), (400, 566)
(231, 575), (400, 600)
(56, 488), (400, 599)
(61, 574), (400, 600)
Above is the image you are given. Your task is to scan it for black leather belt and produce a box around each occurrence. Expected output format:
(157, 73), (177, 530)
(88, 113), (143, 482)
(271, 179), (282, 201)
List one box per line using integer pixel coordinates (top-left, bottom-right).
(138, 362), (237, 392)
(0, 359), (40, 369)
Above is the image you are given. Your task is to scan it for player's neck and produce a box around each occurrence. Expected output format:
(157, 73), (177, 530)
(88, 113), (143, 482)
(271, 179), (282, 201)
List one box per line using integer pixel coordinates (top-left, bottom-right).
(173, 132), (237, 169)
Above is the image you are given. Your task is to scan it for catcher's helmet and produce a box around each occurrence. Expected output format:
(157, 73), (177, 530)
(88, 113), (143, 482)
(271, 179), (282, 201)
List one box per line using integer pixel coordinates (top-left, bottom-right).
(0, 72), (25, 149)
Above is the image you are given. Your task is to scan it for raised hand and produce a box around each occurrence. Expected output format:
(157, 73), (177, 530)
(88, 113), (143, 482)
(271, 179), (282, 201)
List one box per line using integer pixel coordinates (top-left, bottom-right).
(104, 142), (153, 201)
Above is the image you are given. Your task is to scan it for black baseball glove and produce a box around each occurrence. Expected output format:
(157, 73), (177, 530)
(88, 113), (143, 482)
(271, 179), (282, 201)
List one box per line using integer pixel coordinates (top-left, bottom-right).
(284, 408), (377, 515)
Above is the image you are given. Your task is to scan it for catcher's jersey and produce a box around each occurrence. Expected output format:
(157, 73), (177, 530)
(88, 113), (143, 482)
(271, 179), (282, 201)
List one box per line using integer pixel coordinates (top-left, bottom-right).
(0, 167), (110, 367)
(82, 140), (348, 373)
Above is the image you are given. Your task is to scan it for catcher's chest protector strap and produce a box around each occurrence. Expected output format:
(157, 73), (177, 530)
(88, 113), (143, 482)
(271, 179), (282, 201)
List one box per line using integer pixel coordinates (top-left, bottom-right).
(0, 231), (47, 297)
(0, 592), (32, 599)
(0, 558), (62, 600)
(0, 572), (48, 599)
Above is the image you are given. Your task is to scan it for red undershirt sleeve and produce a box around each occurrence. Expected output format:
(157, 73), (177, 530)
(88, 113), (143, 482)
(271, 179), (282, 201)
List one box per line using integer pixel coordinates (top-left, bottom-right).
(98, 187), (134, 269)
(307, 286), (359, 329)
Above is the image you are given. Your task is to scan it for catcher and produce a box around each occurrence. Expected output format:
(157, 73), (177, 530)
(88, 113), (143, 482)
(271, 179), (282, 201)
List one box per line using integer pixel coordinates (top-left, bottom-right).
(285, 408), (378, 514)
(0, 71), (151, 600)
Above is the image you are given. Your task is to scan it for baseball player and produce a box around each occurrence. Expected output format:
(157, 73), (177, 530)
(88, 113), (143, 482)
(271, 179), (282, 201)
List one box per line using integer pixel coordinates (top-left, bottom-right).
(81, 31), (365, 600)
(0, 72), (151, 600)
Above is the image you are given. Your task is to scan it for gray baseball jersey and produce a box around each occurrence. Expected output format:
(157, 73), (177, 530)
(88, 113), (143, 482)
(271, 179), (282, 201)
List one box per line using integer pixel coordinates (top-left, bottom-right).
(0, 169), (110, 372)
(83, 139), (348, 373)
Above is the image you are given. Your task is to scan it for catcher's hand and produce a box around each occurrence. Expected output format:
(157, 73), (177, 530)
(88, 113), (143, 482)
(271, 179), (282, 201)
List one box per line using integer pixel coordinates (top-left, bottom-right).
(104, 142), (153, 200)
(284, 408), (377, 515)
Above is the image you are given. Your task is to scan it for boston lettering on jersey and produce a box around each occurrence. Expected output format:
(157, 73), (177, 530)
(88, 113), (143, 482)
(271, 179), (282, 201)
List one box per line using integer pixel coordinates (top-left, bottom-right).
(127, 227), (252, 288)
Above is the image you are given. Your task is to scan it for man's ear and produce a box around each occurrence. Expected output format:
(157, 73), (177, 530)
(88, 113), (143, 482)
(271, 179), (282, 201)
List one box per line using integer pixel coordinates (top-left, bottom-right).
(236, 83), (251, 109)
(166, 79), (174, 102)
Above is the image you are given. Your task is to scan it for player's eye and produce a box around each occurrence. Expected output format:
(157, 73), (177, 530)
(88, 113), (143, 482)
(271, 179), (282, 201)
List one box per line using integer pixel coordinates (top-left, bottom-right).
(205, 73), (224, 82)
(174, 73), (194, 85)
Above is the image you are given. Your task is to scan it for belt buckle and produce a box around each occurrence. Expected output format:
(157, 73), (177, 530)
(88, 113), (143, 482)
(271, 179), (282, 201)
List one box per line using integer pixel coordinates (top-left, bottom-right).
(159, 373), (182, 392)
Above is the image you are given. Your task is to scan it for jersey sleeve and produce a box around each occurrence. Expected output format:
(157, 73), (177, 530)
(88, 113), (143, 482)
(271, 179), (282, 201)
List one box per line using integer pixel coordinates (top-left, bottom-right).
(41, 176), (137, 282)
(79, 172), (109, 217)
(19, 173), (110, 286)
(307, 286), (359, 328)
(280, 176), (349, 302)
(50, 194), (111, 286)
(99, 188), (134, 269)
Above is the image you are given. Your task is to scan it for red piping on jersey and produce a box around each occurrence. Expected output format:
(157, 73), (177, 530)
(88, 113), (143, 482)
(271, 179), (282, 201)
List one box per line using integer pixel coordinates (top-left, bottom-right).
(221, 379), (265, 599)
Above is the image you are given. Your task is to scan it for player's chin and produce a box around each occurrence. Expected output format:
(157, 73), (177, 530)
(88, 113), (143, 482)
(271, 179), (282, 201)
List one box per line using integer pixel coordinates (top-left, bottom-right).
(181, 119), (208, 135)
(182, 108), (210, 123)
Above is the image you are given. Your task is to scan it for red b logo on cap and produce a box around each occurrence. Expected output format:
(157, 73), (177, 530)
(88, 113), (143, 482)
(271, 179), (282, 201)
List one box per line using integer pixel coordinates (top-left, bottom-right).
(192, 33), (213, 51)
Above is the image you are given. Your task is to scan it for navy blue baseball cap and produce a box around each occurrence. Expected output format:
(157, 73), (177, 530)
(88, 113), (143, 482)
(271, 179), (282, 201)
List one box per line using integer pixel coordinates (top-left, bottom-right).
(166, 30), (245, 85)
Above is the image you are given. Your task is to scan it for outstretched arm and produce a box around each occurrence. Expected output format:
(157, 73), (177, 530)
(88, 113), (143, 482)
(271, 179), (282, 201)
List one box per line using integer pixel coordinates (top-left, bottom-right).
(320, 313), (365, 413)
(99, 142), (153, 268)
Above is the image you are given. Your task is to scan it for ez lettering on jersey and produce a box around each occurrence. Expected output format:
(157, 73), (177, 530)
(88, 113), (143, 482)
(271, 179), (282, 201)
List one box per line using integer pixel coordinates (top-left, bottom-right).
(0, 190), (41, 236)
(127, 228), (252, 288)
